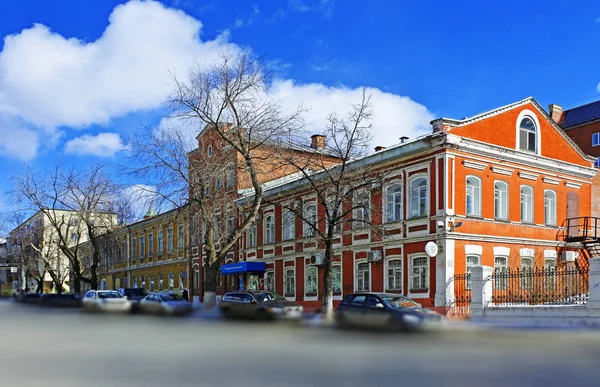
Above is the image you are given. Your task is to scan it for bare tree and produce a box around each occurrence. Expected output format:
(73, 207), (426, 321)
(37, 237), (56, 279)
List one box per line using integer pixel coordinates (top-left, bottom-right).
(11, 163), (124, 293)
(268, 90), (377, 320)
(128, 49), (303, 306)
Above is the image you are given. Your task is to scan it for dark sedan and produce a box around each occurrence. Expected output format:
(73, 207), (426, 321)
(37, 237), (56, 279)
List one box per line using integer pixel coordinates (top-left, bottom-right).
(219, 291), (304, 321)
(335, 293), (444, 331)
(117, 288), (149, 311)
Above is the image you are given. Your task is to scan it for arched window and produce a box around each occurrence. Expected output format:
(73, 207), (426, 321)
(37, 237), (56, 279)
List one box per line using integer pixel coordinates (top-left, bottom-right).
(264, 214), (275, 244)
(386, 183), (402, 223)
(303, 204), (317, 236)
(494, 256), (508, 290)
(409, 177), (428, 218)
(519, 117), (537, 153)
(494, 181), (508, 220)
(282, 210), (295, 241)
(466, 176), (481, 217)
(544, 190), (557, 226)
(305, 266), (318, 295)
(520, 186), (534, 223)
(356, 262), (370, 292)
(465, 255), (480, 290)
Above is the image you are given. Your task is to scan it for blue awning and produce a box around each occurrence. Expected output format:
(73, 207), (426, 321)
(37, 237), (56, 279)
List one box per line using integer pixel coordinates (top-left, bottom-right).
(220, 262), (266, 275)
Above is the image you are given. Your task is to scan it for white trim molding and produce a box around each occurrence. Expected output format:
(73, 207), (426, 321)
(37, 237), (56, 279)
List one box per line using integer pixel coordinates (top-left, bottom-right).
(543, 177), (560, 185)
(493, 246), (511, 257)
(544, 250), (558, 259)
(463, 160), (488, 171)
(520, 248), (535, 258)
(515, 109), (542, 155)
(519, 172), (538, 181)
(565, 182), (582, 189)
(465, 244), (483, 256)
(491, 166), (514, 176)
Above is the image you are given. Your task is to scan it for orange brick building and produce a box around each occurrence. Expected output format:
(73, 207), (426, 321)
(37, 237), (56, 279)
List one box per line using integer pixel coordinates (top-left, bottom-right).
(192, 98), (598, 311)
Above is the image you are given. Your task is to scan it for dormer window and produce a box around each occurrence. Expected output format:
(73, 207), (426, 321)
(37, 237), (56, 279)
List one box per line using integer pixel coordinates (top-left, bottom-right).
(519, 117), (537, 153)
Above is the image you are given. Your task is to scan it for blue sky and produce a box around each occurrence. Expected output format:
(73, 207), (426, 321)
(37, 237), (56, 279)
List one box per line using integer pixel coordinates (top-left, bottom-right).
(1, 0), (600, 213)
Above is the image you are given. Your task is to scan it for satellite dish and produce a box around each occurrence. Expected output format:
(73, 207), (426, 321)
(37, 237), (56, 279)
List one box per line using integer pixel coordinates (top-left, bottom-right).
(425, 241), (439, 257)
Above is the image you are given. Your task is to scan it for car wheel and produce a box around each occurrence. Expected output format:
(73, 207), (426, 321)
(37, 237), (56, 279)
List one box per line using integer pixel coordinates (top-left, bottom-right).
(221, 307), (233, 319)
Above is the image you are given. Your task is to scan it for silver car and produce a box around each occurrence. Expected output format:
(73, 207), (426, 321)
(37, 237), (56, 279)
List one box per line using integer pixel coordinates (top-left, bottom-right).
(82, 290), (132, 313)
(138, 292), (193, 316)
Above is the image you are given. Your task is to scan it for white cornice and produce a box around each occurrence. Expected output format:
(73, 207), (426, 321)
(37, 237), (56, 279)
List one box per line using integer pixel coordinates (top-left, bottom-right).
(565, 182), (582, 189)
(445, 134), (597, 180)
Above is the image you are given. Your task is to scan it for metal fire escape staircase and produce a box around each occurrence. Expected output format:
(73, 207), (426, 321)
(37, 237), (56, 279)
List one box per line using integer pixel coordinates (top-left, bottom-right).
(564, 217), (600, 260)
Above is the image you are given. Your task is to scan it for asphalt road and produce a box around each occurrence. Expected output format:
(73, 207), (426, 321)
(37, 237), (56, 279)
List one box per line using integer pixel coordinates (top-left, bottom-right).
(1, 300), (600, 387)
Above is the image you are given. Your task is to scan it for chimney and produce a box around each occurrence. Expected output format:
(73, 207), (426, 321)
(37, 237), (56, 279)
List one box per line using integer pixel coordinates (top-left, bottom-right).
(548, 104), (563, 123)
(311, 134), (326, 150)
(400, 136), (409, 143)
(374, 146), (386, 152)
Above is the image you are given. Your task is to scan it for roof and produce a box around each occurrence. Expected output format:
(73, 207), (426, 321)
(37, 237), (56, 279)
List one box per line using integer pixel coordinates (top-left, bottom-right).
(559, 100), (600, 129)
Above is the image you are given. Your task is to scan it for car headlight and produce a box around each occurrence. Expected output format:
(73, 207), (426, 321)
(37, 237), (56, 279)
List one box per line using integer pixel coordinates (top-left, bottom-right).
(268, 307), (284, 314)
(403, 314), (422, 326)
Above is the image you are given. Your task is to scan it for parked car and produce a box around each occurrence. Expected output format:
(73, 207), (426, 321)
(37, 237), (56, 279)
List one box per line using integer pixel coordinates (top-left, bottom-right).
(335, 293), (444, 331)
(138, 292), (192, 316)
(82, 290), (132, 313)
(15, 292), (41, 304)
(117, 288), (149, 311)
(219, 291), (303, 321)
(40, 293), (82, 308)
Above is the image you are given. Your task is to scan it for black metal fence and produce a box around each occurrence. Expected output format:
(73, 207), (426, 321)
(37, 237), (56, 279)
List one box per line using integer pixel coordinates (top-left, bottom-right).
(447, 273), (471, 318)
(490, 266), (589, 306)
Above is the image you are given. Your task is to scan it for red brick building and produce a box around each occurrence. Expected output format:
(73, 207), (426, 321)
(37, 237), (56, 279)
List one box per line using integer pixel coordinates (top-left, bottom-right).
(192, 98), (597, 312)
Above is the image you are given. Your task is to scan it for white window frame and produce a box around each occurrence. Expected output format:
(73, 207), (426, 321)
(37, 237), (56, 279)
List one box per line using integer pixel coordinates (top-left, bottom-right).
(332, 264), (342, 296)
(410, 256), (429, 292)
(148, 233), (154, 255)
(284, 268), (295, 298)
(178, 224), (185, 249)
(544, 190), (557, 226)
(385, 259), (403, 293)
(305, 266), (318, 297)
(494, 256), (508, 290)
(168, 272), (174, 291)
(520, 185), (534, 224)
(408, 175), (428, 219)
(158, 230), (164, 253)
(494, 181), (508, 220)
(385, 183), (403, 223)
(304, 204), (318, 237)
(521, 257), (534, 289)
(518, 115), (538, 153)
(264, 214), (275, 245)
(140, 235), (145, 256)
(282, 210), (295, 241)
(355, 261), (371, 292)
(132, 236), (137, 258)
(466, 175), (482, 217)
(167, 227), (174, 251)
(354, 192), (371, 228)
(265, 271), (275, 292)
(247, 221), (256, 248)
(465, 254), (481, 290)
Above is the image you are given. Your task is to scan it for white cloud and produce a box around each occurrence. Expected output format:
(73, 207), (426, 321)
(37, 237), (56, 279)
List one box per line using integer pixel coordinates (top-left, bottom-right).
(270, 80), (434, 148)
(0, 115), (39, 161)
(64, 133), (129, 157)
(0, 0), (432, 161)
(123, 184), (159, 220)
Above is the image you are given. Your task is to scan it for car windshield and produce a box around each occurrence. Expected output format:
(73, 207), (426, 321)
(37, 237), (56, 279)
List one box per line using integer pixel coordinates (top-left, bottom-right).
(98, 292), (123, 299)
(255, 292), (286, 303)
(381, 296), (420, 309)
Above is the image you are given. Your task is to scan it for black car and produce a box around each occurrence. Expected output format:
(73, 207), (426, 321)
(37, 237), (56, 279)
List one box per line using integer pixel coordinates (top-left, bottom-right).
(117, 288), (149, 310)
(335, 292), (444, 331)
(40, 293), (82, 308)
(219, 291), (304, 320)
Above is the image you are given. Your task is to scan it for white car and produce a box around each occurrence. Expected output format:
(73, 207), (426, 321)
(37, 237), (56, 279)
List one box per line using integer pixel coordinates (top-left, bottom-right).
(138, 292), (193, 316)
(82, 290), (133, 313)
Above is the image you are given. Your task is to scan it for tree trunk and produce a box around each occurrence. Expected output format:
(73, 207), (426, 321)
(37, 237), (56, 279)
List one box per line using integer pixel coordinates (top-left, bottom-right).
(203, 261), (218, 307)
(73, 275), (81, 294)
(35, 278), (43, 294)
(321, 239), (335, 321)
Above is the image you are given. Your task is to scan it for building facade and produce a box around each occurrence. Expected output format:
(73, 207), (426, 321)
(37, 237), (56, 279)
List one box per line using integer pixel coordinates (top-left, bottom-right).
(204, 98), (596, 312)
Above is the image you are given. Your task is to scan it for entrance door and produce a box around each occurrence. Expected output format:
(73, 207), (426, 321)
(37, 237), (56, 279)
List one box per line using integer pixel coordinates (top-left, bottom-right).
(247, 274), (259, 290)
(566, 192), (579, 239)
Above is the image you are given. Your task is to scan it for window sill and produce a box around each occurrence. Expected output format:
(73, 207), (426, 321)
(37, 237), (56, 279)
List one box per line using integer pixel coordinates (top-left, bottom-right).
(385, 289), (403, 294)
(284, 294), (295, 298)
(305, 292), (317, 297)
(494, 218), (511, 223)
(409, 288), (428, 293)
(466, 215), (483, 220)
(407, 215), (429, 221)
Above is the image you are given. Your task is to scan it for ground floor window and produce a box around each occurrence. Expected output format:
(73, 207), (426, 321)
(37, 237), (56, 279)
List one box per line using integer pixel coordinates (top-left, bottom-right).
(149, 274), (155, 292)
(159, 273), (164, 291)
(194, 269), (200, 296)
(285, 269), (295, 297)
(168, 272), (174, 291)
(356, 262), (370, 292)
(305, 266), (318, 295)
(179, 271), (186, 291)
(332, 265), (341, 295)
(265, 271), (275, 292)
(386, 259), (402, 292)
(411, 257), (428, 291)
(544, 258), (557, 290)
(466, 255), (480, 290)
(227, 274), (237, 290)
(521, 257), (534, 289)
(494, 257), (508, 290)
(248, 274), (259, 290)
(141, 275), (146, 290)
